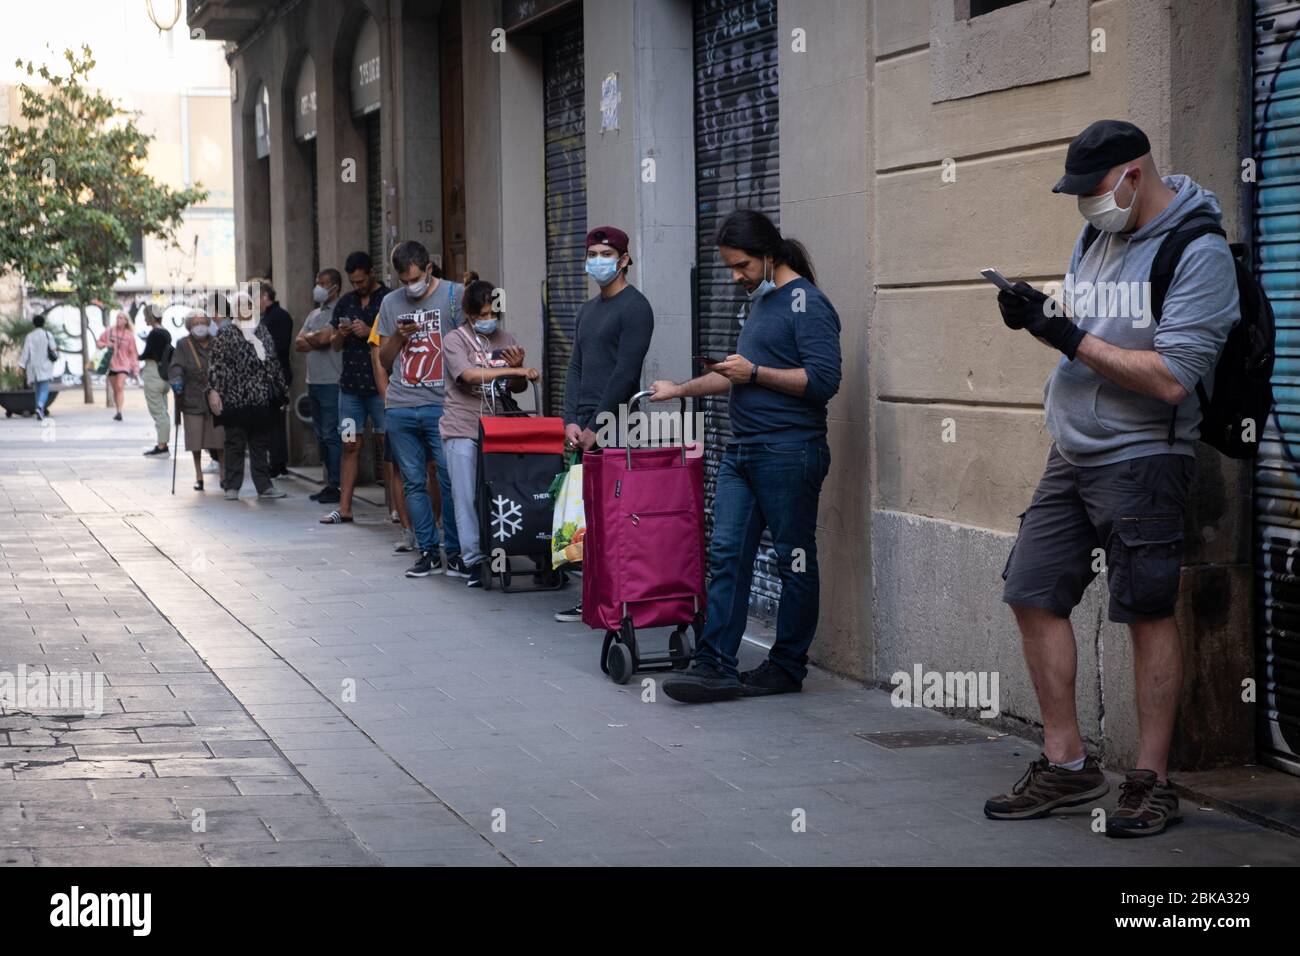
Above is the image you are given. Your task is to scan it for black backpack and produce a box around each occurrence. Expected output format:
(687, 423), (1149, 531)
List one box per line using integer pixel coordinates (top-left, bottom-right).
(1080, 214), (1275, 459)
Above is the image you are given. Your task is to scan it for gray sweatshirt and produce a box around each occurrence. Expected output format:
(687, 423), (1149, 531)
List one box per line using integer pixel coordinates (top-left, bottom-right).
(1043, 175), (1240, 467)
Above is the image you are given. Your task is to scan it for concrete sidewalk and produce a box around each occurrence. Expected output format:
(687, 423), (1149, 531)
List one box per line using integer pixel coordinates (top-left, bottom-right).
(2, 391), (1298, 866)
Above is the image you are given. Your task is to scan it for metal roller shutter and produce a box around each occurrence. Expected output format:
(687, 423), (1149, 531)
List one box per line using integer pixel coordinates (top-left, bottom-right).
(542, 19), (587, 419)
(366, 111), (383, 278)
(693, 0), (781, 620)
(1254, 1), (1300, 774)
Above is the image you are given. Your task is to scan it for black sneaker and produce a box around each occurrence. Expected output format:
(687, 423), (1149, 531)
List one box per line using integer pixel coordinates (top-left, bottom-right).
(739, 659), (803, 697)
(405, 550), (437, 578)
(316, 486), (341, 504)
(444, 554), (471, 578)
(143, 445), (168, 457)
(662, 663), (742, 704)
(308, 488), (322, 501)
(466, 563), (485, 588)
(554, 602), (582, 623)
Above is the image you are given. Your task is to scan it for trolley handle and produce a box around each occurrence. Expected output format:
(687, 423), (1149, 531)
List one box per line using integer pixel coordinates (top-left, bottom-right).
(625, 389), (690, 467)
(484, 377), (543, 419)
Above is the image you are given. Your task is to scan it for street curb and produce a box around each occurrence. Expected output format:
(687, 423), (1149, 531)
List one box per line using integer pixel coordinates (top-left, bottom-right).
(1170, 780), (1300, 840)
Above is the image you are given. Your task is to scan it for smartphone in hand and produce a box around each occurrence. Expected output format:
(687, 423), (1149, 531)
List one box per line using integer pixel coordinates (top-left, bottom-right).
(694, 354), (725, 367)
(980, 268), (1027, 296)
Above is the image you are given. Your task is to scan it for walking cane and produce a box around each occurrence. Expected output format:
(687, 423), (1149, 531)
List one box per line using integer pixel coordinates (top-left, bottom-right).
(171, 391), (181, 495)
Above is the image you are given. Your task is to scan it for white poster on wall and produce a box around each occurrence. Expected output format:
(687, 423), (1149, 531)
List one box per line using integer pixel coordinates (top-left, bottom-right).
(600, 72), (619, 132)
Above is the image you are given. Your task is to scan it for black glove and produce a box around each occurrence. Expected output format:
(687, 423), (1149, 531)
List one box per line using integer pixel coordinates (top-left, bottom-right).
(998, 281), (1085, 360)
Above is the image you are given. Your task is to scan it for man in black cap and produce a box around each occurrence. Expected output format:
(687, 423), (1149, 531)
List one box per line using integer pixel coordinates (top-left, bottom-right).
(986, 120), (1240, 837)
(553, 225), (654, 623)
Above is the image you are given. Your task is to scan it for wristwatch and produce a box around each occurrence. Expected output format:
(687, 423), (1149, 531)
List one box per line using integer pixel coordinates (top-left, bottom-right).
(750, 364), (760, 385)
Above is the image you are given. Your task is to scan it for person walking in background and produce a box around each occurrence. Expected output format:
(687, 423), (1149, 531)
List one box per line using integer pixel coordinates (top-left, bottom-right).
(18, 314), (57, 421)
(207, 291), (289, 501)
(139, 304), (173, 457)
(169, 310), (225, 492)
(258, 281), (295, 478)
(296, 269), (344, 504)
(96, 310), (139, 422)
(554, 225), (655, 623)
(322, 251), (390, 525)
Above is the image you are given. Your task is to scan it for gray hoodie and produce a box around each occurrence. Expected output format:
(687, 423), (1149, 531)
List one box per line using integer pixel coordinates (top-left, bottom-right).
(1043, 175), (1240, 467)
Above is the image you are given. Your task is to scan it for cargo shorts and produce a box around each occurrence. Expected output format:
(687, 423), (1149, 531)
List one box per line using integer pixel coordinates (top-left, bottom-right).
(1001, 445), (1195, 623)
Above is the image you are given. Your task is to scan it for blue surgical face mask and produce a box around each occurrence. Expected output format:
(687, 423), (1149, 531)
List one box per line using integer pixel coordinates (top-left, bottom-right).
(473, 318), (499, 335)
(746, 259), (775, 302)
(586, 255), (621, 287)
(312, 284), (330, 304)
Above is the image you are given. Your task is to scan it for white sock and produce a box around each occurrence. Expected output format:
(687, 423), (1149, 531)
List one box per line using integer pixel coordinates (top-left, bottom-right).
(1050, 755), (1087, 772)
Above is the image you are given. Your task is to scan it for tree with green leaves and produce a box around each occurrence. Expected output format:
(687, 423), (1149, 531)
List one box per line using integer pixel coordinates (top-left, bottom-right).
(0, 46), (207, 401)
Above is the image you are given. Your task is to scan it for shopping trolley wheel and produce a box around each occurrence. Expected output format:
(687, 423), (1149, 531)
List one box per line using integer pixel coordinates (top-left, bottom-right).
(606, 641), (634, 685)
(668, 627), (692, 670)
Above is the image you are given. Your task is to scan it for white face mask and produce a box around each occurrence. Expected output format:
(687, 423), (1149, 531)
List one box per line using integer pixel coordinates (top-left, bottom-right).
(1077, 168), (1138, 234)
(405, 268), (431, 300)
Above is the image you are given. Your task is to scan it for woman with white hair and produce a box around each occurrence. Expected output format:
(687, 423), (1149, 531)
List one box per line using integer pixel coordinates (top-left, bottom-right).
(206, 290), (289, 501)
(168, 309), (225, 491)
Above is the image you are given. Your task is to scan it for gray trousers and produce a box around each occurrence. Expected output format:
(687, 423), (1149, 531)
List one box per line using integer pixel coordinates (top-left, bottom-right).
(223, 424), (273, 494)
(445, 437), (482, 568)
(142, 362), (171, 445)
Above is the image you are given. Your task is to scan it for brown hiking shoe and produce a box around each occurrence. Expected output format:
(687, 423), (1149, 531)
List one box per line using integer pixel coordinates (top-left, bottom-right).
(1106, 769), (1181, 837)
(984, 754), (1109, 820)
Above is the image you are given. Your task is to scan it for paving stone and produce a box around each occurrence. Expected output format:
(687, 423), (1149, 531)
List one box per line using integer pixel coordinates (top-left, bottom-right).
(7, 399), (1300, 868)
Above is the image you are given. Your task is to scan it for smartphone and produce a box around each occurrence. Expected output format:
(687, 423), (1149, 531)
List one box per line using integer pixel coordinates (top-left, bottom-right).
(694, 354), (725, 367)
(980, 268), (1024, 295)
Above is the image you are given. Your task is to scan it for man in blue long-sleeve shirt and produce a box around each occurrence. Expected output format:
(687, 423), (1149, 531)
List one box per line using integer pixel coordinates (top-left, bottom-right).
(650, 210), (842, 703)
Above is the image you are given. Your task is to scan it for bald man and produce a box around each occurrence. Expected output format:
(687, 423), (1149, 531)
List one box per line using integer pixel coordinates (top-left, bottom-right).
(988, 120), (1240, 837)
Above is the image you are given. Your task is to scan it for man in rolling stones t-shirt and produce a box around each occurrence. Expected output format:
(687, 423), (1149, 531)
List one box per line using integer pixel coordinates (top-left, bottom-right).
(373, 240), (464, 577)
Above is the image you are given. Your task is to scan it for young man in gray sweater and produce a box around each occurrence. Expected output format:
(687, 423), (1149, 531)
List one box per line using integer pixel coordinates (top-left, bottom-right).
(988, 121), (1240, 837)
(554, 225), (654, 622)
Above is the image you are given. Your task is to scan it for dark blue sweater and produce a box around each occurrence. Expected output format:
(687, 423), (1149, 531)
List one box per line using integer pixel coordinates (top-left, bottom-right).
(728, 277), (842, 443)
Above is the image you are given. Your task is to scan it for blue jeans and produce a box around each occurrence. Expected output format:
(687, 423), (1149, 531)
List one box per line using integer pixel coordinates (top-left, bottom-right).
(33, 379), (51, 413)
(386, 404), (459, 557)
(338, 390), (386, 435)
(308, 384), (342, 488)
(693, 439), (831, 682)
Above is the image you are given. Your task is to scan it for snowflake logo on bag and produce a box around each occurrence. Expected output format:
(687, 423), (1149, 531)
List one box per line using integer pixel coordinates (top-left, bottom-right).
(491, 495), (523, 541)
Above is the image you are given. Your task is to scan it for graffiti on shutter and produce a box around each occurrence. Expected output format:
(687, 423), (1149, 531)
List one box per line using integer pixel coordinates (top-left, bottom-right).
(1253, 0), (1300, 773)
(694, 0), (780, 620)
(543, 19), (587, 418)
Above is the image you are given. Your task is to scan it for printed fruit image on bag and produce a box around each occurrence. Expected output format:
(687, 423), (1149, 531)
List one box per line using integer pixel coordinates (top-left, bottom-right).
(550, 462), (585, 568)
(398, 309), (444, 388)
